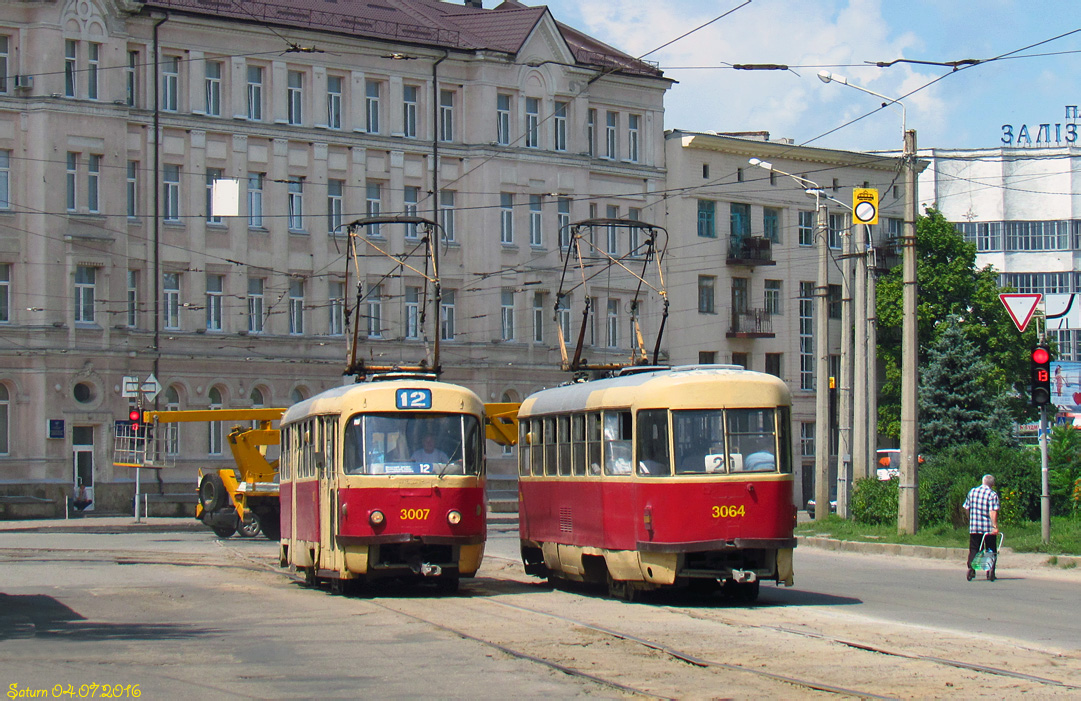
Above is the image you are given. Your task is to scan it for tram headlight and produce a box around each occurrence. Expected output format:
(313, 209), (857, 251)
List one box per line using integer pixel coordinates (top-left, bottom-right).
(447, 510), (462, 525)
(369, 510), (385, 526)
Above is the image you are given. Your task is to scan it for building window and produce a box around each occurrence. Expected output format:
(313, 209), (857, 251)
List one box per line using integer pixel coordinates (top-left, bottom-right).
(698, 276), (715, 314)
(288, 179), (304, 231)
(501, 289), (515, 341)
(799, 281), (813, 390)
(439, 89), (454, 142)
(764, 207), (780, 243)
(799, 210), (814, 246)
(206, 274), (223, 331)
(64, 40), (77, 97)
(66, 152), (77, 211)
(732, 352), (748, 369)
(828, 284), (842, 320)
(732, 277), (749, 314)
(247, 173), (263, 228)
(765, 353), (783, 378)
(126, 161), (138, 218)
(327, 75), (343, 129)
(606, 298), (619, 348)
(0, 37), (9, 94)
(699, 351), (716, 364)
(500, 193), (514, 245)
(0, 384), (10, 454)
(697, 200), (715, 238)
(247, 65), (263, 121)
(533, 292), (544, 344)
(208, 387), (223, 456)
(765, 279), (782, 315)
(126, 50), (138, 107)
(404, 186), (419, 239)
(405, 286), (420, 339)
(627, 114), (640, 162)
(327, 179), (343, 235)
(87, 154), (100, 213)
(75, 267), (97, 323)
(605, 111), (617, 160)
(0, 264), (8, 323)
(731, 202), (751, 242)
(525, 97), (539, 148)
(956, 221), (1002, 252)
(163, 164), (180, 222)
(162, 56), (179, 112)
(606, 205), (619, 254)
(247, 277), (264, 333)
(205, 60), (222, 116)
(205, 168), (222, 224)
(163, 272), (180, 330)
(440, 289), (455, 341)
(801, 422), (815, 462)
(287, 70), (303, 125)
(126, 270), (138, 328)
(329, 281), (345, 336)
(439, 190), (455, 242)
(289, 279), (305, 335)
(87, 43), (100, 100)
(556, 295), (571, 345)
(496, 93), (511, 145)
(558, 197), (571, 250)
(553, 101), (567, 151)
(587, 109), (596, 158)
(0, 150), (7, 210)
(402, 84), (417, 137)
(365, 80), (380, 133)
(628, 207), (642, 256)
(164, 387), (180, 456)
(366, 283), (382, 338)
(364, 182), (382, 237)
(529, 195), (543, 247)
(829, 213), (844, 250)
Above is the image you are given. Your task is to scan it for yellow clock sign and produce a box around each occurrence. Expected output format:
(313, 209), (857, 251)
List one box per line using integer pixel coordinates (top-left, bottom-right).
(853, 188), (879, 225)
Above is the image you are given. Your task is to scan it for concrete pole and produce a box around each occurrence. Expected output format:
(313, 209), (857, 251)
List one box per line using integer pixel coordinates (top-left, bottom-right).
(852, 223), (869, 482)
(867, 249), (879, 467)
(898, 129), (920, 535)
(837, 218), (854, 518)
(815, 198), (831, 521)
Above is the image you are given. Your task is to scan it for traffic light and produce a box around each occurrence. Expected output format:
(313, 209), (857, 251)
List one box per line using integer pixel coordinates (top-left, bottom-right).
(129, 408), (142, 433)
(1031, 344), (1052, 407)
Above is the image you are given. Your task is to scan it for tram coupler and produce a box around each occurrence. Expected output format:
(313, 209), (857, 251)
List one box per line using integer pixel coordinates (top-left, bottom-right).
(730, 570), (757, 583)
(419, 563), (443, 577)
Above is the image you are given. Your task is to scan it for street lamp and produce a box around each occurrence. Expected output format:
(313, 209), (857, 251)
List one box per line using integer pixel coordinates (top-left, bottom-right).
(819, 71), (920, 535)
(750, 158), (831, 521)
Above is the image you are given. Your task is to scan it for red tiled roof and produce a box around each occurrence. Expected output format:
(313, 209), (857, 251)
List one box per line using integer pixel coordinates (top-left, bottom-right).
(138, 0), (663, 78)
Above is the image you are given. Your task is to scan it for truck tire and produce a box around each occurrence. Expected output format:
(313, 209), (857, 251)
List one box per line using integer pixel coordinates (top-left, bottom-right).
(199, 473), (228, 512)
(236, 512), (262, 538)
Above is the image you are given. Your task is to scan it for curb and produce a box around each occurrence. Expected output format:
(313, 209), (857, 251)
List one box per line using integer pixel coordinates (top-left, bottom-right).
(797, 535), (1081, 569)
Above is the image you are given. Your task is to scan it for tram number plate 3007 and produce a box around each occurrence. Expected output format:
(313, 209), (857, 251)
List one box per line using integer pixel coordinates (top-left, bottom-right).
(401, 508), (431, 521)
(711, 504), (746, 519)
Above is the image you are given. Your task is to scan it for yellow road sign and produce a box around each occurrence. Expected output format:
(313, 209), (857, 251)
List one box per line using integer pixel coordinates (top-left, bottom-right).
(853, 188), (879, 225)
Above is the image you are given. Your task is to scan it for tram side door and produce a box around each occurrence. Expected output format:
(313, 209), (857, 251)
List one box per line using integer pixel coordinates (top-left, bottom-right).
(317, 416), (337, 569)
(72, 426), (95, 512)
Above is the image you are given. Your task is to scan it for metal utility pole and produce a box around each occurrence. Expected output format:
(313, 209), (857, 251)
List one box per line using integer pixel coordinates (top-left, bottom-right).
(867, 247), (879, 469)
(837, 219), (853, 517)
(898, 128), (920, 535)
(814, 198), (831, 521)
(852, 223), (869, 482)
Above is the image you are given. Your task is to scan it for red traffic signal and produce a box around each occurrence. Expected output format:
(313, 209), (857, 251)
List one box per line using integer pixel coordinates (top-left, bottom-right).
(1032, 347), (1050, 365)
(1031, 344), (1052, 407)
(128, 409), (141, 423)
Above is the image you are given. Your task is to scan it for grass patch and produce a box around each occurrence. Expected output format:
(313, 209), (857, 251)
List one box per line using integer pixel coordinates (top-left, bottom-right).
(796, 515), (1081, 555)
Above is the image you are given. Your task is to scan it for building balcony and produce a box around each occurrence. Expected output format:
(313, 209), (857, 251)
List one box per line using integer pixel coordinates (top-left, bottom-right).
(726, 308), (774, 338)
(726, 236), (776, 266)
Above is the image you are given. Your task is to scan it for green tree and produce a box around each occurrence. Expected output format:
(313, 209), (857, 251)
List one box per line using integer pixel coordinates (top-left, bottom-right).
(918, 317), (1014, 452)
(876, 207), (1037, 442)
(1048, 423), (1081, 515)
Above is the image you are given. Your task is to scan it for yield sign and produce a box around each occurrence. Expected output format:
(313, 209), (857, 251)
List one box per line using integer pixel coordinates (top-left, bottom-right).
(999, 293), (1042, 332)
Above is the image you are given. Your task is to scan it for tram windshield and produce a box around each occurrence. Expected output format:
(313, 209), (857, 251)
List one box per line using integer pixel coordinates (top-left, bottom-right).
(672, 408), (780, 475)
(343, 412), (482, 476)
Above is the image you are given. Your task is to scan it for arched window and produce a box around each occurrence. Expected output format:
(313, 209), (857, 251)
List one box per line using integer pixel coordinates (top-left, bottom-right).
(208, 387), (223, 455)
(290, 387), (305, 404)
(250, 387), (264, 407)
(0, 384), (9, 455)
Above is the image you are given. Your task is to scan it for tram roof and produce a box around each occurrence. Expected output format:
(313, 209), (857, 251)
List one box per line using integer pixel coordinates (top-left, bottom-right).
(520, 365), (791, 416)
(282, 376), (483, 424)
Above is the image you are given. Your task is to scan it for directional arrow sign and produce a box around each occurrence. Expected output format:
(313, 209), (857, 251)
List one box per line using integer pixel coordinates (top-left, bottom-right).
(140, 373), (162, 402)
(999, 293), (1042, 332)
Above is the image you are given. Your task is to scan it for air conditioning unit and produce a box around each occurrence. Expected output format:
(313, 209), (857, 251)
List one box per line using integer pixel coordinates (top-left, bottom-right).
(14, 75), (33, 90)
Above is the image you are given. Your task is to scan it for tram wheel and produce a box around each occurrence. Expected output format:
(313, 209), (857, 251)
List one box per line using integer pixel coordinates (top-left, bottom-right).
(606, 573), (638, 602)
(303, 567), (317, 588)
(236, 513), (261, 538)
(199, 473), (228, 512)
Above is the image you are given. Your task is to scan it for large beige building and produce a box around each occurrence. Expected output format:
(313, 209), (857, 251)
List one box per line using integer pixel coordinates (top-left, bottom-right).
(0, 0), (670, 513)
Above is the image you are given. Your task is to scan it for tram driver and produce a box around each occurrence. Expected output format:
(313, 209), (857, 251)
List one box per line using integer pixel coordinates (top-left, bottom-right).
(411, 432), (449, 470)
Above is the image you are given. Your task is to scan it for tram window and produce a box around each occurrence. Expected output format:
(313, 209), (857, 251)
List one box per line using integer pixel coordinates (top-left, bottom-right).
(519, 421), (531, 476)
(587, 413), (602, 475)
(603, 410), (633, 475)
(557, 415), (571, 476)
(280, 428), (292, 480)
(343, 412), (480, 475)
(727, 408), (778, 473)
(530, 419), (544, 475)
(636, 409), (670, 476)
(673, 410), (726, 474)
(571, 414), (586, 476)
(543, 417), (557, 476)
(777, 406), (793, 474)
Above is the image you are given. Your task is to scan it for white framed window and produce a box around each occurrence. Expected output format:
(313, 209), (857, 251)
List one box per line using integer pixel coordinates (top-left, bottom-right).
(587, 109), (596, 158)
(533, 292), (544, 344)
(327, 179), (343, 235)
(247, 173), (263, 228)
(287, 179), (304, 231)
(558, 197), (571, 250)
(0, 150), (7, 210)
(628, 207), (641, 256)
(163, 272), (180, 330)
(163, 164), (180, 222)
(557, 294), (571, 345)
(402, 84), (417, 137)
(208, 387), (223, 456)
(164, 387), (180, 456)
(500, 192), (514, 245)
(439, 190), (455, 242)
(529, 195), (542, 247)
(440, 289), (455, 341)
(698, 275), (716, 314)
(247, 65), (263, 121)
(405, 286), (420, 339)
(0, 264), (8, 323)
(553, 101), (567, 151)
(126, 161), (138, 218)
(162, 56), (179, 112)
(606, 204), (619, 254)
(289, 279), (305, 335)
(765, 279), (782, 315)
(627, 114), (640, 163)
(366, 182), (382, 236)
(366, 283), (382, 338)
(206, 274), (223, 331)
(0, 37), (9, 94)
(205, 60), (222, 116)
(126, 270), (138, 328)
(75, 266), (96, 323)
(525, 97), (539, 148)
(496, 93), (511, 145)
(404, 186), (419, 239)
(87, 154), (100, 213)
(247, 277), (264, 333)
(328, 280), (345, 336)
(501, 289), (515, 341)
(126, 50), (138, 107)
(439, 89), (454, 142)
(327, 75), (343, 129)
(287, 70), (303, 125)
(87, 43), (100, 100)
(365, 80), (380, 133)
(205, 168), (223, 224)
(66, 152), (77, 211)
(605, 111), (617, 160)
(64, 40), (77, 97)
(606, 298), (619, 348)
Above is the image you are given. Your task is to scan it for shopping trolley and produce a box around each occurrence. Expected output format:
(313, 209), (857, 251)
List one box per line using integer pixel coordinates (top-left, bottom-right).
(968, 533), (1003, 581)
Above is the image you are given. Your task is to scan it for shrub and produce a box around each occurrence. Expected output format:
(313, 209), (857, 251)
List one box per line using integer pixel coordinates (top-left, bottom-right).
(852, 477), (898, 525)
(917, 442), (1039, 527)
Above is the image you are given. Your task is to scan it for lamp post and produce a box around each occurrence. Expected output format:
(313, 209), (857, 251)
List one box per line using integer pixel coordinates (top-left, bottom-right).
(750, 158), (831, 521)
(819, 71), (919, 534)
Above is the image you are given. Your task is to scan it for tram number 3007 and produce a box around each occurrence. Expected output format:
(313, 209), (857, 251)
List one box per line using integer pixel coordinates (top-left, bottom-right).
(711, 504), (746, 519)
(401, 508), (431, 521)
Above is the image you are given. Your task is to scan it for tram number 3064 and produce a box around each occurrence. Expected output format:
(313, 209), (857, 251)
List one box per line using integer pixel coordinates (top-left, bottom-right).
(401, 508), (431, 521)
(711, 504), (746, 519)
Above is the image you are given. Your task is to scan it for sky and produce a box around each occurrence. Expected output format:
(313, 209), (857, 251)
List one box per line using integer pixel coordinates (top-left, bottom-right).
(540, 0), (1081, 153)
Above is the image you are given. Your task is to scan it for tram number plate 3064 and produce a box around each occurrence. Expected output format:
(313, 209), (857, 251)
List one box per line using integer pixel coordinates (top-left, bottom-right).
(711, 504), (746, 519)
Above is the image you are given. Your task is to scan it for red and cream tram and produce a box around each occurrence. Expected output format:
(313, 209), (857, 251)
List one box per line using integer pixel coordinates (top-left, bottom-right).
(517, 364), (796, 601)
(279, 374), (487, 593)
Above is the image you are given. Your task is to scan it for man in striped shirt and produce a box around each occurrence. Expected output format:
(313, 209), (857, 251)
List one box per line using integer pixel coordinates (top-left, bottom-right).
(963, 474), (1000, 581)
